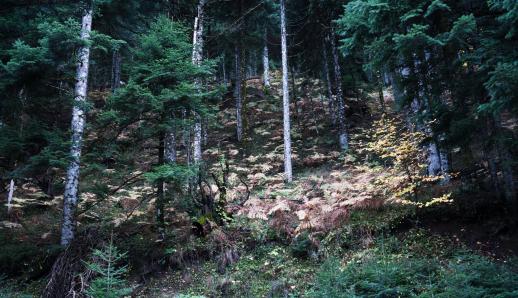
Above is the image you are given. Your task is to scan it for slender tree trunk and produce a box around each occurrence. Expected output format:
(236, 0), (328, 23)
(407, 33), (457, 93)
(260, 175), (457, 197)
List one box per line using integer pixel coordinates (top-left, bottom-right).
(263, 29), (270, 87)
(156, 134), (166, 239)
(183, 109), (192, 167)
(111, 48), (121, 92)
(291, 66), (302, 131)
(222, 54), (227, 86)
(280, 0), (293, 182)
(322, 41), (335, 124)
(7, 179), (14, 214)
(61, 4), (93, 246)
(192, 0), (206, 164)
(494, 115), (517, 218)
(235, 45), (243, 142)
(427, 141), (442, 176)
(165, 123), (177, 164)
(247, 51), (256, 78)
(377, 74), (386, 113)
(329, 32), (348, 151)
(193, 115), (202, 163)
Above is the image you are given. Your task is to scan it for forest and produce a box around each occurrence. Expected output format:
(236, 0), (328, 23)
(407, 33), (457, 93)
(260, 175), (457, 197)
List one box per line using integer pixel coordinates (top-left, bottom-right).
(0, 0), (517, 297)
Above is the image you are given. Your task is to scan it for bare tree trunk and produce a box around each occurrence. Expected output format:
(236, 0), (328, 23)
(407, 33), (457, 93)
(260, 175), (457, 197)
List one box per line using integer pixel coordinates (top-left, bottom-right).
(322, 40), (335, 124)
(280, 0), (293, 182)
(193, 115), (202, 163)
(377, 73), (386, 113)
(7, 179), (14, 214)
(165, 123), (177, 164)
(156, 134), (166, 239)
(427, 141), (442, 176)
(329, 32), (349, 151)
(494, 115), (517, 218)
(263, 28), (270, 87)
(192, 0), (206, 164)
(222, 54), (228, 86)
(291, 65), (302, 131)
(235, 45), (243, 142)
(61, 4), (93, 246)
(111, 48), (121, 92)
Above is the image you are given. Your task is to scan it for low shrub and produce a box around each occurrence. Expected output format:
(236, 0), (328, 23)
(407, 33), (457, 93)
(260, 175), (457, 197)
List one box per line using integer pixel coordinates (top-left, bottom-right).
(309, 247), (518, 297)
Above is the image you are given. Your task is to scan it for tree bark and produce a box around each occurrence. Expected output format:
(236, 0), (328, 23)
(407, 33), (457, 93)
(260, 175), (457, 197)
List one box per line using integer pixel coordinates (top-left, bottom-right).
(263, 28), (270, 87)
(291, 65), (302, 131)
(322, 40), (335, 124)
(235, 45), (243, 142)
(61, 4), (93, 246)
(222, 54), (227, 86)
(156, 134), (166, 239)
(165, 122), (177, 164)
(329, 32), (349, 151)
(111, 48), (121, 92)
(494, 115), (517, 218)
(280, 0), (293, 182)
(7, 179), (14, 214)
(192, 0), (206, 164)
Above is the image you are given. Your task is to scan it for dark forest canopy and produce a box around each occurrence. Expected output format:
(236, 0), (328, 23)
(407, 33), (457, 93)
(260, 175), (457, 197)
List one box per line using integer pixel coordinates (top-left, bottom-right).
(0, 0), (517, 297)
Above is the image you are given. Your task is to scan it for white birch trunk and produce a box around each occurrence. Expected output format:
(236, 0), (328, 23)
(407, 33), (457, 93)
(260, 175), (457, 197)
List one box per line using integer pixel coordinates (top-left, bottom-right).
(235, 45), (243, 142)
(7, 179), (14, 214)
(263, 29), (270, 87)
(280, 0), (293, 182)
(61, 5), (92, 246)
(192, 0), (206, 164)
(329, 32), (349, 151)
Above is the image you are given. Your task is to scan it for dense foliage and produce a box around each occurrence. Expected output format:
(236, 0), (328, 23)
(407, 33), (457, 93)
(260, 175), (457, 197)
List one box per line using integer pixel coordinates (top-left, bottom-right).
(0, 0), (516, 296)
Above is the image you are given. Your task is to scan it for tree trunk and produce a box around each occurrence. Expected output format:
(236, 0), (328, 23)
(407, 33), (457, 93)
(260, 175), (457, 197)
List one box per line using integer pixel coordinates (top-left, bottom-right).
(322, 40), (335, 124)
(61, 4), (93, 246)
(235, 45), (243, 142)
(494, 115), (517, 218)
(7, 179), (14, 214)
(156, 134), (166, 239)
(280, 0), (293, 183)
(263, 29), (270, 87)
(329, 32), (348, 151)
(193, 114), (202, 163)
(377, 74), (386, 113)
(183, 109), (192, 167)
(427, 141), (442, 176)
(222, 54), (227, 86)
(111, 48), (121, 92)
(165, 123), (177, 164)
(291, 65), (302, 131)
(192, 0), (206, 164)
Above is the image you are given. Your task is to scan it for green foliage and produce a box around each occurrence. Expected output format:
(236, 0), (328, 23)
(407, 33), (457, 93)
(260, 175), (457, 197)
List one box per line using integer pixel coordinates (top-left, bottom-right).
(0, 242), (61, 279)
(290, 231), (318, 259)
(85, 240), (131, 298)
(144, 164), (196, 185)
(310, 237), (518, 297)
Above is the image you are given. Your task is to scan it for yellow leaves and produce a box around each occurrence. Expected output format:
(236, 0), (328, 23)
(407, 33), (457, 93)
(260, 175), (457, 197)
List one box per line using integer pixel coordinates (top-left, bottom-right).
(422, 193), (453, 208)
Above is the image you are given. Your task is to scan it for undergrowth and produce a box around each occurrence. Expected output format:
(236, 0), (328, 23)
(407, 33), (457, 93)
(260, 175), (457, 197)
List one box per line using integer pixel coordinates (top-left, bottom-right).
(309, 230), (518, 298)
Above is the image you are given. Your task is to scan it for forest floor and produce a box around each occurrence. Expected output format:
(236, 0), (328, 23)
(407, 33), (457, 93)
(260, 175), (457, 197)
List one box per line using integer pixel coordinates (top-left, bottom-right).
(135, 73), (518, 297)
(1, 73), (518, 297)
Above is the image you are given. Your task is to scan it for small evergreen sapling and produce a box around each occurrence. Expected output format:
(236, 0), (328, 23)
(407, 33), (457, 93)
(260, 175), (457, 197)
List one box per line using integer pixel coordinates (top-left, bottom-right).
(85, 239), (131, 298)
